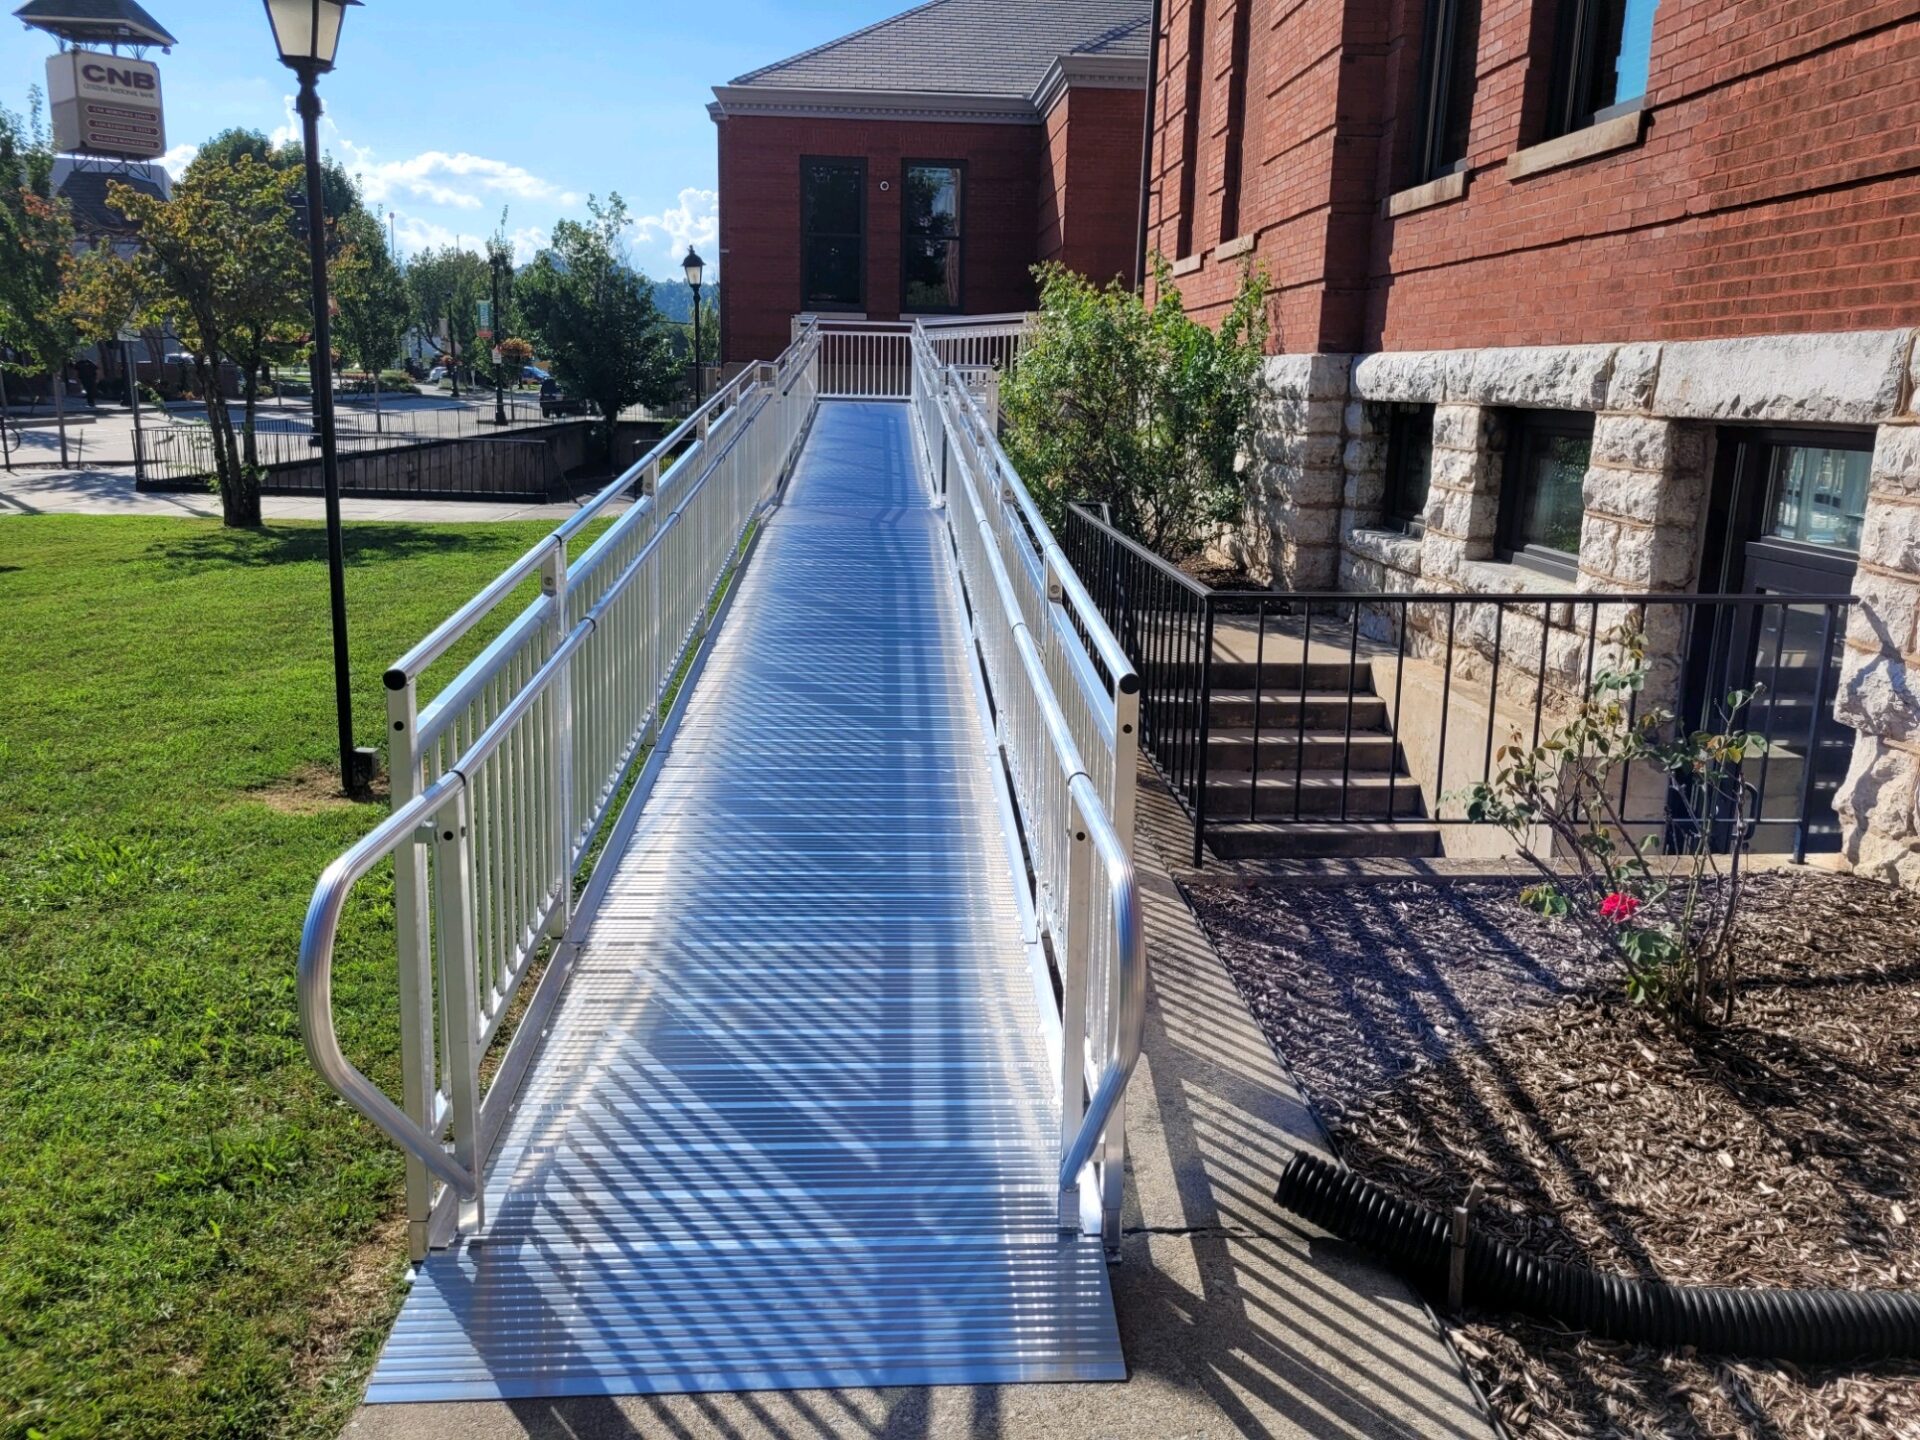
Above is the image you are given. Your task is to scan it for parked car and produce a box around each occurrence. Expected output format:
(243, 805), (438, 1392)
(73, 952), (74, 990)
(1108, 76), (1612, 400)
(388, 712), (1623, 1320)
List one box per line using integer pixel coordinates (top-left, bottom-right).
(522, 365), (552, 385)
(540, 377), (589, 418)
(427, 365), (449, 384)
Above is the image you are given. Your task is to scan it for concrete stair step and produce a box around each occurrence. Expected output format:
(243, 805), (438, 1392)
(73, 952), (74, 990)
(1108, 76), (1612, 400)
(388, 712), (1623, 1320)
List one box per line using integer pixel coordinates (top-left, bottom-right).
(1207, 821), (1444, 860)
(1204, 771), (1429, 819)
(1151, 659), (1362, 691)
(1206, 728), (1401, 773)
(1209, 690), (1389, 731)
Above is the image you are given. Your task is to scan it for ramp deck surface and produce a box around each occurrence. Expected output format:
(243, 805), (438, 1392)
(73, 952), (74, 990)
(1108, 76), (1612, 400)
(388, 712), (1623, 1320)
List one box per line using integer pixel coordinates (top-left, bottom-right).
(364, 401), (1123, 1403)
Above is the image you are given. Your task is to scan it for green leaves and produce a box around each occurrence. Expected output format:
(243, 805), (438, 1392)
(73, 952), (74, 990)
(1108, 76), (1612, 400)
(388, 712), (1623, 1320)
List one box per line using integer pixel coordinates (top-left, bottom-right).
(517, 194), (680, 444)
(999, 257), (1269, 561)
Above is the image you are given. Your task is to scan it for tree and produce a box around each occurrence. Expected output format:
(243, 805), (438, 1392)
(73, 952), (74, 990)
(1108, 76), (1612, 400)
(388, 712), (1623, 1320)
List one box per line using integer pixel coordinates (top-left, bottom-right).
(1000, 258), (1269, 561)
(406, 245), (487, 396)
(99, 155), (308, 526)
(0, 95), (80, 464)
(485, 217), (519, 400)
(517, 194), (678, 453)
(332, 206), (410, 430)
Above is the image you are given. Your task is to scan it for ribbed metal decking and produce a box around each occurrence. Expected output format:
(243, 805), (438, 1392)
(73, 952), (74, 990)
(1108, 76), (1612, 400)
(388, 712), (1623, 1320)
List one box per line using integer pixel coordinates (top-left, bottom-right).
(364, 402), (1125, 1402)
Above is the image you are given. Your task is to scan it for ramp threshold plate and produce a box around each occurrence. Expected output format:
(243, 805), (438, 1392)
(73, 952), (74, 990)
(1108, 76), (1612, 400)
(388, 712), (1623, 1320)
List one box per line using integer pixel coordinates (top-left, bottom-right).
(365, 401), (1125, 1403)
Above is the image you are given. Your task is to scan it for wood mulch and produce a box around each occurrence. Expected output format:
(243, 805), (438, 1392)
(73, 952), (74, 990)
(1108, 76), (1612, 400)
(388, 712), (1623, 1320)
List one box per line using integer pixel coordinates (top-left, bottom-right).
(1186, 869), (1920, 1440)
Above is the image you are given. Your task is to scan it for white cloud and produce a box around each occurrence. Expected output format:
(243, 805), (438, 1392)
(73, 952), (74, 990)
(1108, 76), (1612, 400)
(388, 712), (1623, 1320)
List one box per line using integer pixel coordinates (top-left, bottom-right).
(629, 188), (718, 268)
(391, 213), (461, 255)
(159, 143), (198, 179)
(509, 225), (549, 264)
(270, 94), (579, 213)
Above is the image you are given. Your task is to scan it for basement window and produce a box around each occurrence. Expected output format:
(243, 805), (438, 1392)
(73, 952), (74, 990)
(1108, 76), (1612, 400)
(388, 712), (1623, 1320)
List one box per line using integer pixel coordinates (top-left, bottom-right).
(1382, 404), (1435, 534)
(1547, 0), (1660, 137)
(1499, 411), (1593, 578)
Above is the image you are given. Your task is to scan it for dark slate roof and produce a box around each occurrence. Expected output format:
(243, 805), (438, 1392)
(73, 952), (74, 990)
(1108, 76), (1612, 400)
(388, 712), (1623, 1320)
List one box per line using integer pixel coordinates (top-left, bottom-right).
(57, 164), (166, 236)
(14, 0), (177, 47)
(730, 0), (1148, 97)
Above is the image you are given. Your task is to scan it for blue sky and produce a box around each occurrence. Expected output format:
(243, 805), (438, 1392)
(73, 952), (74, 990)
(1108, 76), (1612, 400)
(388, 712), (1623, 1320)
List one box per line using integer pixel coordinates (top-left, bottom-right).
(3, 0), (905, 277)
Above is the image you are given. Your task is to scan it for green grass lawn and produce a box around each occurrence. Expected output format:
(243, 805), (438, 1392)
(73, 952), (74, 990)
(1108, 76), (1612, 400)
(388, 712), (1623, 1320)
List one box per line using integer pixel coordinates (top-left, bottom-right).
(0, 515), (588, 1440)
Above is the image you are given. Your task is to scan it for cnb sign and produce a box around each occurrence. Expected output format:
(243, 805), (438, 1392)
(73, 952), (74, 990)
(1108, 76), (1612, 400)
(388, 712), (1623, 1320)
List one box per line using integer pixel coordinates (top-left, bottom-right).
(47, 51), (167, 161)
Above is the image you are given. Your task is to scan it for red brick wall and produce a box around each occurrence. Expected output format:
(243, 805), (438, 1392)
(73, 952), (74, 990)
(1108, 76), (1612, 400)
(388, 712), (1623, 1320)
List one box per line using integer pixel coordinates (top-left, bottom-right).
(1147, 0), (1920, 353)
(1038, 86), (1147, 287)
(716, 114), (1043, 363)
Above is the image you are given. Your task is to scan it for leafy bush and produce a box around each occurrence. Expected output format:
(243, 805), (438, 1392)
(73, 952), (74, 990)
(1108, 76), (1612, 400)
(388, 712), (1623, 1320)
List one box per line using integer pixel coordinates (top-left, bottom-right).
(1000, 257), (1268, 561)
(1460, 623), (1769, 1025)
(377, 369), (416, 390)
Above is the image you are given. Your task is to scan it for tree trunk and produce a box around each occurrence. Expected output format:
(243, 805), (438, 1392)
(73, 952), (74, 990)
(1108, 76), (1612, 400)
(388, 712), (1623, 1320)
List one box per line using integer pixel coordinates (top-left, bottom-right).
(202, 358), (260, 527)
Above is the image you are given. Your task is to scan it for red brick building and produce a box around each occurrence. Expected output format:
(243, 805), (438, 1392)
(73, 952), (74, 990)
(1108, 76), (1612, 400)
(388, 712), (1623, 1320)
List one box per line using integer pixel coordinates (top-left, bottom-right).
(711, 0), (1149, 365)
(1142, 1), (1920, 880)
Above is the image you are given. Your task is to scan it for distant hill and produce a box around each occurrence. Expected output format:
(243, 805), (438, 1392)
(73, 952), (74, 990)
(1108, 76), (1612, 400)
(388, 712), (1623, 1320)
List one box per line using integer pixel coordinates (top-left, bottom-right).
(648, 278), (719, 324)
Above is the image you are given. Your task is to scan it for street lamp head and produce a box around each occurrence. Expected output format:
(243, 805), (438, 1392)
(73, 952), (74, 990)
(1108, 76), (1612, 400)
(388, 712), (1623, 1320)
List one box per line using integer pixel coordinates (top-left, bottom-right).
(682, 246), (706, 291)
(263, 0), (362, 74)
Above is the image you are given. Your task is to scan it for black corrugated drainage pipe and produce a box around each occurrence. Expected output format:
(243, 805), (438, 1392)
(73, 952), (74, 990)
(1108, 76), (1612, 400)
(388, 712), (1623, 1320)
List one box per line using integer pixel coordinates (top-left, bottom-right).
(1278, 1151), (1920, 1364)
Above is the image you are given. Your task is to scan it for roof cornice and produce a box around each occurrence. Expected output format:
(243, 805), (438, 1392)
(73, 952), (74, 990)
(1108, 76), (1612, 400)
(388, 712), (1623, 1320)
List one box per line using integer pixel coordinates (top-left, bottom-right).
(1030, 52), (1148, 116)
(709, 84), (1042, 126)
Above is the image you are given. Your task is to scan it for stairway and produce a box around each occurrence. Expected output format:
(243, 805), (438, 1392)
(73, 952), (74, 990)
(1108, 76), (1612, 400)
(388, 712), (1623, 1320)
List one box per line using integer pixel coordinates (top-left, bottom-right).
(1196, 658), (1442, 861)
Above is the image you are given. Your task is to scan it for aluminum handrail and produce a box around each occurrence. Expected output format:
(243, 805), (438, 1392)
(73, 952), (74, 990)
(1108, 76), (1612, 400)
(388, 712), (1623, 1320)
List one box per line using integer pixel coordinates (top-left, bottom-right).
(1057, 776), (1142, 1187)
(305, 337), (813, 1260)
(386, 367), (760, 686)
(909, 318), (1144, 1244)
(299, 782), (474, 1197)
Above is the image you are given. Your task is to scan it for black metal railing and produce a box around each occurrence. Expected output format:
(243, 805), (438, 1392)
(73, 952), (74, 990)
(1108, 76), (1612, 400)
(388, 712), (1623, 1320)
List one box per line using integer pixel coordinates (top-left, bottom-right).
(1064, 503), (1857, 867)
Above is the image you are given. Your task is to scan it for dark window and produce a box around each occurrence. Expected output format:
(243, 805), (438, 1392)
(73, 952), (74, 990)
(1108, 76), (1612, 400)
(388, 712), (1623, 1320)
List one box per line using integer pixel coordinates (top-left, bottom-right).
(1411, 0), (1480, 183)
(1218, 0), (1254, 240)
(1382, 404), (1435, 533)
(1548, 0), (1660, 138)
(902, 162), (962, 312)
(1500, 411), (1594, 576)
(1174, 0), (1207, 259)
(801, 157), (864, 310)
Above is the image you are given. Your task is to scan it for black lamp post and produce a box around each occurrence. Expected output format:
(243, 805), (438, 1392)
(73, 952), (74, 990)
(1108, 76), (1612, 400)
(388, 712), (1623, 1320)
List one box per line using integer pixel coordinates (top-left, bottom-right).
(489, 246), (508, 426)
(682, 245), (706, 404)
(265, 0), (376, 797)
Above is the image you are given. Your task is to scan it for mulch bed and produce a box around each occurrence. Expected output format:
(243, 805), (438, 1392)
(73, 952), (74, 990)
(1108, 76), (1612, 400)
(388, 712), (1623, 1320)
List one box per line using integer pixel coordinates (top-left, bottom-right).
(1186, 869), (1920, 1440)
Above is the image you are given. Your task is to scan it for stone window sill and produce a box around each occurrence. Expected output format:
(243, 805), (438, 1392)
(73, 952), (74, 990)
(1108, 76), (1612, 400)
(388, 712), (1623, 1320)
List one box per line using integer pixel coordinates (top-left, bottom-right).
(1507, 107), (1647, 181)
(1215, 234), (1255, 261)
(1385, 169), (1468, 219)
(1346, 526), (1425, 573)
(1170, 253), (1203, 277)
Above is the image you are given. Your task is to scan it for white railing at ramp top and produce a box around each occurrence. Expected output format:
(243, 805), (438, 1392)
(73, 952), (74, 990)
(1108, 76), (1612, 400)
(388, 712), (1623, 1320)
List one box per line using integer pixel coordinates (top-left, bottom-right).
(298, 310), (1143, 1255)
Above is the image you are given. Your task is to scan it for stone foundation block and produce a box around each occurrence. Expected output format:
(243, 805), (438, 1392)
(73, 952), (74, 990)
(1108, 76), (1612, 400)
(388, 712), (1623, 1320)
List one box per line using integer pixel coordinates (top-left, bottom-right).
(1836, 737), (1920, 888)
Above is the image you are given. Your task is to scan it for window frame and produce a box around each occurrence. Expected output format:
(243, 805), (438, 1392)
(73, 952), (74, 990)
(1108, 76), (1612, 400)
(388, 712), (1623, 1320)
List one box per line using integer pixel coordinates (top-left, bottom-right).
(1381, 402), (1436, 535)
(799, 155), (867, 314)
(1497, 409), (1595, 580)
(1546, 0), (1656, 140)
(899, 158), (965, 315)
(1411, 0), (1476, 185)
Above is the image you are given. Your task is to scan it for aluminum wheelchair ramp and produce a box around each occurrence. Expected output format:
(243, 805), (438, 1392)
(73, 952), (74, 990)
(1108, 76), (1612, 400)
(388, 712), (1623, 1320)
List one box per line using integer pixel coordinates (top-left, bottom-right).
(365, 402), (1124, 1402)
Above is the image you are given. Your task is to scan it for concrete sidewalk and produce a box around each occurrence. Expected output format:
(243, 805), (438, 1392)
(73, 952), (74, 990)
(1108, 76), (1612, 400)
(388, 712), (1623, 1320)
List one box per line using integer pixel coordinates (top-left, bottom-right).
(341, 764), (1497, 1440)
(0, 467), (604, 524)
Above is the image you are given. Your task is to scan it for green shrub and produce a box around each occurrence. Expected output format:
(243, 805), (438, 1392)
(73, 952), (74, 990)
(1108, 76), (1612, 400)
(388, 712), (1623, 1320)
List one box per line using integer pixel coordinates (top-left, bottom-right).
(999, 257), (1268, 562)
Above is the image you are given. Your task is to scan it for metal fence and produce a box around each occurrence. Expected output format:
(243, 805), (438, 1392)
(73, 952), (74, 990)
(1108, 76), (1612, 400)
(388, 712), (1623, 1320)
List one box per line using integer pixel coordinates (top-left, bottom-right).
(298, 349), (815, 1260)
(139, 397), (559, 488)
(1064, 503), (1856, 867)
(908, 321), (1142, 1245)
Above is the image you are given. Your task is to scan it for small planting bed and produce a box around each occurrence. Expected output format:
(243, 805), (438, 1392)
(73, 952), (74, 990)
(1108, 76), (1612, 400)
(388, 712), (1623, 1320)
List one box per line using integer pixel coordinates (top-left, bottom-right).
(1188, 870), (1920, 1439)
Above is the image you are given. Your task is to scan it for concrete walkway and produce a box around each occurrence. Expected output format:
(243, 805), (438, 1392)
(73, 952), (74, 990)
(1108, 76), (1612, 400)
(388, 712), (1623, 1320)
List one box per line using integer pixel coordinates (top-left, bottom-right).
(343, 759), (1497, 1440)
(0, 467), (605, 524)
